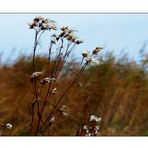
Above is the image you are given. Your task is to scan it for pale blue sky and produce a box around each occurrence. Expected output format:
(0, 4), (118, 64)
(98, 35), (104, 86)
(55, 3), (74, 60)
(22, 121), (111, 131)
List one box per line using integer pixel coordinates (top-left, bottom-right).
(0, 14), (148, 63)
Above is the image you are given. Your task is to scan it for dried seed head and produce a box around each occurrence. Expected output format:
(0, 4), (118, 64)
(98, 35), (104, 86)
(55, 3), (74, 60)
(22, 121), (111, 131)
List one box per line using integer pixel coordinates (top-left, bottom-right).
(66, 35), (73, 41)
(34, 16), (43, 22)
(31, 71), (42, 79)
(92, 47), (103, 55)
(82, 52), (88, 58)
(41, 77), (56, 85)
(61, 27), (73, 34)
(90, 115), (102, 123)
(66, 34), (78, 43)
(6, 123), (12, 129)
(41, 77), (50, 84)
(28, 16), (56, 31)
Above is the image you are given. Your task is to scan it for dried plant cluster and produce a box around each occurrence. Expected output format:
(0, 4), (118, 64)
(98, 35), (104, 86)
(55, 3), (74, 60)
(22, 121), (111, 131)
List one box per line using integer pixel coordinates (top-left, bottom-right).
(28, 16), (103, 136)
(0, 123), (12, 136)
(0, 19), (147, 135)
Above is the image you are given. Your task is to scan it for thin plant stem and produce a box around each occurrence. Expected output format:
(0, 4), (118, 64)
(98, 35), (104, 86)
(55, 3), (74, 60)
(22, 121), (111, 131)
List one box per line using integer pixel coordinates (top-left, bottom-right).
(32, 31), (38, 72)
(34, 81), (52, 135)
(36, 63), (87, 134)
(48, 41), (53, 63)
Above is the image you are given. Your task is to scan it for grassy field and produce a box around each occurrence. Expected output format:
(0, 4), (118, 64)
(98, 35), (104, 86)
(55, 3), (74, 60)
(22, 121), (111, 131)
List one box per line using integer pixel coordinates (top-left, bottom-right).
(0, 52), (147, 136)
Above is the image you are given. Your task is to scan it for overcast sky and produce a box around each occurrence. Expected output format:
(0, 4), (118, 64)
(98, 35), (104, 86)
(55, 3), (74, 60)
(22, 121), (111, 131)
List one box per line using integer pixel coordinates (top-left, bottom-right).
(0, 13), (148, 63)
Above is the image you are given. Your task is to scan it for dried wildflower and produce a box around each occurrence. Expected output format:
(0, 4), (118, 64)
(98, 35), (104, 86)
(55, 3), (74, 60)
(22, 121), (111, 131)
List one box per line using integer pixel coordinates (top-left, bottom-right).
(82, 52), (88, 58)
(6, 123), (12, 129)
(40, 77), (50, 84)
(60, 27), (76, 40)
(59, 26), (79, 43)
(41, 77), (56, 85)
(81, 115), (102, 136)
(66, 34), (73, 41)
(28, 16), (56, 31)
(82, 51), (92, 64)
(90, 115), (102, 123)
(34, 16), (44, 22)
(31, 71), (42, 79)
(92, 47), (103, 55)
(61, 27), (73, 33)
(28, 16), (42, 30)
(85, 55), (102, 65)
(66, 34), (78, 43)
(82, 46), (103, 66)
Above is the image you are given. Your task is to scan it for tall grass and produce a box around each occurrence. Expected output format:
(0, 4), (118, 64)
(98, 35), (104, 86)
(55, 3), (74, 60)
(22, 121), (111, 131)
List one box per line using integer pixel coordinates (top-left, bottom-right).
(0, 51), (147, 135)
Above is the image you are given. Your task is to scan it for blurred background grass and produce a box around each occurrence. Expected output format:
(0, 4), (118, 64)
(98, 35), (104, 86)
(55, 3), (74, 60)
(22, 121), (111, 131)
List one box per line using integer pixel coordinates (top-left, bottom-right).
(0, 51), (147, 136)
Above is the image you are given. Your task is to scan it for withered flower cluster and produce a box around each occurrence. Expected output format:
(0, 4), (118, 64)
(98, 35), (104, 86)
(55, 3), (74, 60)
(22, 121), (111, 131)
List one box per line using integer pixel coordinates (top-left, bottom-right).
(83, 115), (102, 136)
(55, 26), (83, 44)
(82, 47), (103, 65)
(28, 16), (56, 31)
(0, 123), (12, 136)
(28, 16), (103, 136)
